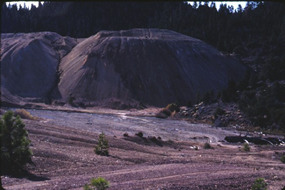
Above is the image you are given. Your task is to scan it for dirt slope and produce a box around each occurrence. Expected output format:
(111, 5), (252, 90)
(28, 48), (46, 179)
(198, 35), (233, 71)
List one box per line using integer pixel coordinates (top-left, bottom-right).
(1, 29), (246, 107)
(58, 28), (246, 107)
(2, 114), (285, 190)
(1, 32), (77, 100)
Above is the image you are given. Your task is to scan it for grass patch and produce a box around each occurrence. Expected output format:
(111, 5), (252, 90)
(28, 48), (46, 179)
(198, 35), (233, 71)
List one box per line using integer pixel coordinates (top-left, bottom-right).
(84, 177), (110, 190)
(242, 143), (250, 152)
(14, 109), (39, 120)
(281, 155), (285, 163)
(251, 178), (267, 190)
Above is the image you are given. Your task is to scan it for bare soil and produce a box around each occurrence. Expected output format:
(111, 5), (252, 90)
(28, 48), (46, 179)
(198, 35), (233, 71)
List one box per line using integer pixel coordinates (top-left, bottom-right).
(2, 108), (285, 190)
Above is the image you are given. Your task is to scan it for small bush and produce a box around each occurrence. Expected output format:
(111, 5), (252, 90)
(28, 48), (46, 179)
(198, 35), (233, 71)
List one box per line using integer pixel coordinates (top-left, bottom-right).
(135, 131), (143, 138)
(84, 177), (110, 190)
(94, 133), (109, 156)
(166, 103), (180, 112)
(156, 103), (180, 118)
(68, 94), (76, 106)
(123, 132), (129, 137)
(243, 143), (250, 152)
(251, 178), (267, 190)
(203, 142), (212, 149)
(14, 109), (38, 120)
(149, 136), (163, 146)
(281, 155), (285, 163)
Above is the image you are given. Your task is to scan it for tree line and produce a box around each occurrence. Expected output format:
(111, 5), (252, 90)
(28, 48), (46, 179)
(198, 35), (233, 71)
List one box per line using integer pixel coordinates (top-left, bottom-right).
(1, 1), (284, 52)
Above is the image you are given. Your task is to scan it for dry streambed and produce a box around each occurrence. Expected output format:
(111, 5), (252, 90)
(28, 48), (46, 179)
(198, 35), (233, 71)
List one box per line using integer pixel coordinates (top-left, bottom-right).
(25, 108), (238, 143)
(2, 109), (285, 190)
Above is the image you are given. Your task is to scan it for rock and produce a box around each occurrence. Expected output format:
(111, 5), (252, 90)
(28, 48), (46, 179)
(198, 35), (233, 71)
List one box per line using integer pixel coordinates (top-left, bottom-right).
(225, 136), (285, 145)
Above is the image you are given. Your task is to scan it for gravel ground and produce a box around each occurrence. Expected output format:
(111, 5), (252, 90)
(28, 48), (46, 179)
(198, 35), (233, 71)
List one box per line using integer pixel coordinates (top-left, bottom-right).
(2, 108), (285, 190)
(24, 108), (239, 143)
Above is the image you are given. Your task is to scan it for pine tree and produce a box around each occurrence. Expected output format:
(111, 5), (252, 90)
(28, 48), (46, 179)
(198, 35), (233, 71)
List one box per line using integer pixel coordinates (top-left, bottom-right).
(0, 111), (33, 174)
(94, 133), (109, 156)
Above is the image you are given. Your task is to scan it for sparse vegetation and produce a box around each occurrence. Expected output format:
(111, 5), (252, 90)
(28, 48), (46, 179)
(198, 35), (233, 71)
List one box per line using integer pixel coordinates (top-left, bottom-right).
(95, 133), (109, 156)
(149, 136), (163, 146)
(166, 103), (180, 113)
(251, 178), (267, 190)
(281, 155), (285, 163)
(0, 111), (33, 174)
(242, 143), (250, 152)
(203, 142), (213, 149)
(14, 109), (38, 120)
(68, 94), (76, 106)
(123, 132), (129, 137)
(156, 103), (180, 118)
(84, 177), (110, 190)
(135, 131), (144, 138)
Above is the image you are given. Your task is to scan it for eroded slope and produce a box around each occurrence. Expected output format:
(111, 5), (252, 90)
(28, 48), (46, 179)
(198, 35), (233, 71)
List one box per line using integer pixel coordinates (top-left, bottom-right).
(58, 28), (246, 106)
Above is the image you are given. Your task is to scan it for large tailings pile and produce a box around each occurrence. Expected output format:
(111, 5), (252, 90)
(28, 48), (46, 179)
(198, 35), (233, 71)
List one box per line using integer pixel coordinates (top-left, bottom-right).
(1, 32), (77, 103)
(58, 28), (246, 107)
(1, 29), (246, 107)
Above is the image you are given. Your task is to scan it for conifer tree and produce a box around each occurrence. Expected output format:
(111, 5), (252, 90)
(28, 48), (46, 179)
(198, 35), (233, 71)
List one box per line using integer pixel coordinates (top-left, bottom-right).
(0, 111), (33, 174)
(94, 132), (109, 156)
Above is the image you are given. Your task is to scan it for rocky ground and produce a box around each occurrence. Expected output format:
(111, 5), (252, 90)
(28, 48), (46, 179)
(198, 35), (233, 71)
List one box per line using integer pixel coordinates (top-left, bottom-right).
(176, 101), (252, 129)
(1, 107), (285, 190)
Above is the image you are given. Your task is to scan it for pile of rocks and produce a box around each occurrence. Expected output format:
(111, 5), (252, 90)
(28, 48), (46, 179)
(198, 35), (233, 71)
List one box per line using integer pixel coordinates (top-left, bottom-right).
(177, 101), (252, 129)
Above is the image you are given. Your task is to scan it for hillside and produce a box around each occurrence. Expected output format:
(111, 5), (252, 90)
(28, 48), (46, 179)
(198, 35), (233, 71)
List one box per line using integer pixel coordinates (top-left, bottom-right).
(1, 29), (246, 108)
(1, 32), (77, 102)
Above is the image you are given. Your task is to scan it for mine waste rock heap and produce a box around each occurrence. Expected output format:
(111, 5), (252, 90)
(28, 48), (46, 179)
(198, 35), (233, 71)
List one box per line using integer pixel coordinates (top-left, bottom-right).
(1, 28), (246, 108)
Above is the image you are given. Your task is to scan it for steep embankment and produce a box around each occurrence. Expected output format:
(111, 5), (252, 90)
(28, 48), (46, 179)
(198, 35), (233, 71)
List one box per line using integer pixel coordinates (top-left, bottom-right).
(58, 28), (246, 107)
(1, 32), (77, 103)
(1, 29), (246, 107)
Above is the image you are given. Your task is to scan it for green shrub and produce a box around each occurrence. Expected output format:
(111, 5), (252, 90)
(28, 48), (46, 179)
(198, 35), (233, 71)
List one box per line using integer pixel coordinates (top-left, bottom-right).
(84, 177), (110, 190)
(203, 142), (212, 149)
(68, 94), (76, 106)
(123, 132), (129, 137)
(243, 143), (250, 152)
(0, 111), (33, 174)
(156, 103), (180, 119)
(94, 133), (109, 156)
(251, 178), (267, 190)
(281, 155), (285, 163)
(135, 131), (143, 138)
